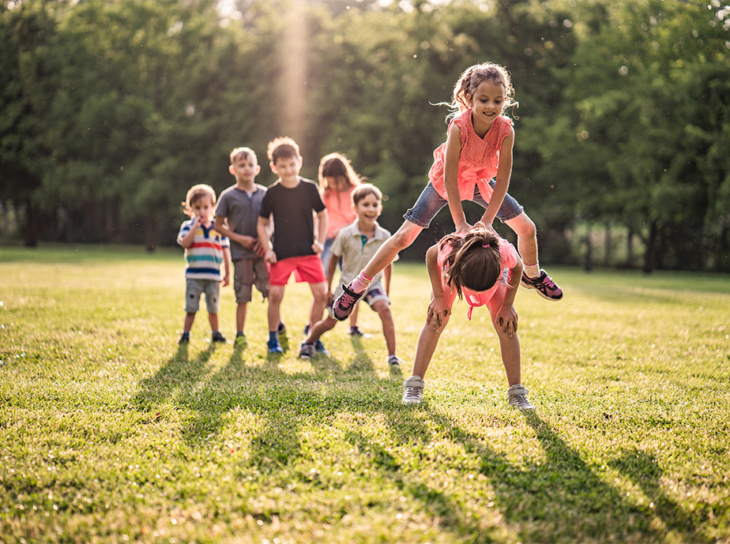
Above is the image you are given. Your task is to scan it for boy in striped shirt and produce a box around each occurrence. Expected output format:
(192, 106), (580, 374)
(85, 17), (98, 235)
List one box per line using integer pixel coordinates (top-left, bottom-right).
(177, 184), (231, 344)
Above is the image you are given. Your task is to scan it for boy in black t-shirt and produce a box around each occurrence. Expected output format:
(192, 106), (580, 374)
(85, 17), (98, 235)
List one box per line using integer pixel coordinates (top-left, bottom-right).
(257, 137), (329, 354)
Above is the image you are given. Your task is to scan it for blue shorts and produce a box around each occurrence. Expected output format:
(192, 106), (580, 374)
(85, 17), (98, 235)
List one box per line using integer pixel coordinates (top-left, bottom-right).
(403, 179), (524, 228)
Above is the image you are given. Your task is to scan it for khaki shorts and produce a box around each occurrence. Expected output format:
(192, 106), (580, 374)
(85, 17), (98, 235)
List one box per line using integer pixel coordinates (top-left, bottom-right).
(329, 280), (389, 317)
(185, 278), (220, 313)
(233, 258), (270, 303)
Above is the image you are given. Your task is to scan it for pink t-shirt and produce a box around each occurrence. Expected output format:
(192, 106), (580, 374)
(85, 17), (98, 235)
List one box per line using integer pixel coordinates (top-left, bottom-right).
(322, 186), (357, 239)
(428, 110), (512, 202)
(437, 235), (518, 320)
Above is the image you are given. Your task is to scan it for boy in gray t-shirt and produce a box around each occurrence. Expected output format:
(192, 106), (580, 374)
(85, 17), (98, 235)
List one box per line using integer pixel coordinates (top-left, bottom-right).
(214, 147), (270, 343)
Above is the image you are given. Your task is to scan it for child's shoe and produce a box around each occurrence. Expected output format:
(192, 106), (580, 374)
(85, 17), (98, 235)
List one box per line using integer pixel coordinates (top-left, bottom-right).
(520, 270), (563, 301)
(277, 322), (287, 335)
(333, 283), (365, 321)
(178, 332), (190, 345)
(386, 355), (402, 367)
(314, 339), (329, 356)
(349, 326), (371, 338)
(267, 339), (284, 354)
(299, 341), (315, 360)
(303, 324), (310, 336)
(212, 331), (227, 343)
(507, 384), (535, 410)
(235, 332), (247, 346)
(402, 376), (425, 405)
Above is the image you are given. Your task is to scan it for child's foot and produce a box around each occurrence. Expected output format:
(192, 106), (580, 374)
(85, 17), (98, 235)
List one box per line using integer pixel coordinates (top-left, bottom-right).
(521, 270), (563, 301)
(386, 355), (402, 367)
(314, 339), (329, 356)
(507, 384), (535, 410)
(333, 283), (365, 321)
(211, 331), (227, 343)
(267, 339), (283, 354)
(178, 332), (190, 345)
(299, 341), (315, 360)
(235, 332), (247, 345)
(349, 326), (371, 338)
(277, 322), (287, 335)
(402, 376), (425, 405)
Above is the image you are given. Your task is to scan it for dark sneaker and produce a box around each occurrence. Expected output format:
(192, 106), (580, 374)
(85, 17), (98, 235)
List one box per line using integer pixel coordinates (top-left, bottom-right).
(277, 322), (287, 335)
(178, 333), (190, 345)
(314, 339), (329, 356)
(303, 324), (310, 336)
(349, 326), (371, 338)
(386, 355), (402, 367)
(332, 283), (365, 321)
(521, 270), (563, 301)
(267, 340), (283, 354)
(299, 341), (315, 359)
(212, 331), (227, 343)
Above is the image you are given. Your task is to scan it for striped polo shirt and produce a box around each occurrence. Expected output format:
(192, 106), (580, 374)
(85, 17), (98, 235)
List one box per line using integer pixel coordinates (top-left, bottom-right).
(177, 218), (230, 281)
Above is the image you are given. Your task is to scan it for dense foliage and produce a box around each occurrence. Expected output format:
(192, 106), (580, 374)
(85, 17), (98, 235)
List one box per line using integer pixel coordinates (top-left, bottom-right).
(1, 0), (729, 270)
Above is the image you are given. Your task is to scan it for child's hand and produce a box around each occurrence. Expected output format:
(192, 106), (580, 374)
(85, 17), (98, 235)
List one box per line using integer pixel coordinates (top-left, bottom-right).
(193, 216), (203, 228)
(326, 291), (334, 307)
(312, 240), (323, 254)
(253, 240), (266, 258)
(221, 274), (230, 287)
(455, 221), (471, 234)
(264, 249), (277, 264)
(237, 234), (254, 249)
(495, 304), (518, 337)
(427, 296), (450, 329)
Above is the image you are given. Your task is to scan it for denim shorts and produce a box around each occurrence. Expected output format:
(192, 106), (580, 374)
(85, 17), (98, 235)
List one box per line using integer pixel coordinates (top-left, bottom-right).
(404, 180), (524, 228)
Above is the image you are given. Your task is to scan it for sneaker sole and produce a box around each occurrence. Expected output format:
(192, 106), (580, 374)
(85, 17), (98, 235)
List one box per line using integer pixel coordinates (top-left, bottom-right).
(520, 280), (563, 301)
(402, 398), (422, 405)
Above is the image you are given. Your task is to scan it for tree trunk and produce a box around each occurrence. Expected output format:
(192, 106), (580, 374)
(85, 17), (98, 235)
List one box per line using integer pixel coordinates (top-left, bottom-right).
(24, 198), (38, 247)
(604, 221), (611, 266)
(643, 220), (658, 274)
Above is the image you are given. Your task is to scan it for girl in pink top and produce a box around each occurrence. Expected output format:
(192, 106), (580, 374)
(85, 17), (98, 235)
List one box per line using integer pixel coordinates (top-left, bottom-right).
(401, 224), (534, 410)
(334, 63), (562, 322)
(317, 153), (364, 335)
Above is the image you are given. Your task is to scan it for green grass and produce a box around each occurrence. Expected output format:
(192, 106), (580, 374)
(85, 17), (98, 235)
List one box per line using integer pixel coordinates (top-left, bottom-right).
(1, 245), (729, 544)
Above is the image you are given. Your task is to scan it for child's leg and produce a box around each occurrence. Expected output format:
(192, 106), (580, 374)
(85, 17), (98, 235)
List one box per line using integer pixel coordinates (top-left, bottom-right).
(371, 300), (396, 356)
(357, 220), (422, 287)
(236, 303), (247, 333)
(349, 303), (359, 329)
(411, 287), (456, 378)
(183, 313), (195, 332)
(268, 286), (285, 332)
(208, 312), (219, 332)
(306, 315), (338, 344)
(504, 212), (538, 273)
(308, 281), (328, 328)
(486, 286), (521, 387)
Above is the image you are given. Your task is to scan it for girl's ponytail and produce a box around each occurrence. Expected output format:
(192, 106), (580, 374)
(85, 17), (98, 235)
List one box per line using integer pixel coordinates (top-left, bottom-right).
(441, 225), (503, 298)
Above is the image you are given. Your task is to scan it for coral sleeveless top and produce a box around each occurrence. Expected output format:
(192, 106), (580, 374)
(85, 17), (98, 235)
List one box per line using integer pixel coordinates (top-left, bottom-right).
(428, 111), (512, 202)
(437, 234), (518, 320)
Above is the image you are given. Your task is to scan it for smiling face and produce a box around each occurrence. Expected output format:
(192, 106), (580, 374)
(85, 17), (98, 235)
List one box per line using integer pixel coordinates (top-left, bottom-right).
(229, 153), (260, 185)
(467, 79), (506, 133)
(271, 155), (302, 184)
(354, 192), (382, 229)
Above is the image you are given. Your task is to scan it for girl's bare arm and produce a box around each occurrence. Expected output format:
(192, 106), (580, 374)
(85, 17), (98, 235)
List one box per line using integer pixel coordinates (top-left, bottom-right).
(443, 124), (469, 233)
(480, 127), (514, 226)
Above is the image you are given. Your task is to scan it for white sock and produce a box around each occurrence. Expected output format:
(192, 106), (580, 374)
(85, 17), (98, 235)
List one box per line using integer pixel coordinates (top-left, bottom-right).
(524, 263), (540, 278)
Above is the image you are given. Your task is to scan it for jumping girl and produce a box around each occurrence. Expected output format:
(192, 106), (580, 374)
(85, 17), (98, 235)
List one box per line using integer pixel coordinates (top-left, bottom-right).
(333, 62), (562, 321)
(401, 224), (533, 409)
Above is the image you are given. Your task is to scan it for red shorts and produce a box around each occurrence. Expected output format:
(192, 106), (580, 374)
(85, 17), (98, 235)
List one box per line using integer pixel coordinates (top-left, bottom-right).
(269, 255), (326, 286)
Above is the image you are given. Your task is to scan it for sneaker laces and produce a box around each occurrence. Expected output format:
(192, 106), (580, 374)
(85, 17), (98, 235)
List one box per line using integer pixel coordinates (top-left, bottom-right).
(404, 386), (422, 401)
(541, 274), (557, 289)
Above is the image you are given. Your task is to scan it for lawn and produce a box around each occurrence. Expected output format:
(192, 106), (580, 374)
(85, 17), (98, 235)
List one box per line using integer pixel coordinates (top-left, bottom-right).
(1, 245), (728, 544)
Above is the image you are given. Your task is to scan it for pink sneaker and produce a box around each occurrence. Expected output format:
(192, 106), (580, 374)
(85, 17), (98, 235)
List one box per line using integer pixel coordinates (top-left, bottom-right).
(332, 283), (364, 321)
(521, 270), (563, 301)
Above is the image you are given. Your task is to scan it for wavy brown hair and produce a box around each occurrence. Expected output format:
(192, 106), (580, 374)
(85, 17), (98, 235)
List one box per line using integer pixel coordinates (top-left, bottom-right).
(446, 62), (517, 119)
(318, 153), (362, 192)
(439, 225), (502, 299)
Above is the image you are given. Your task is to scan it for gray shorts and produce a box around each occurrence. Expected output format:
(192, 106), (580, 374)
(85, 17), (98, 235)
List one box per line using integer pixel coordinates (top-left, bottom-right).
(233, 258), (270, 303)
(329, 280), (389, 318)
(185, 278), (220, 313)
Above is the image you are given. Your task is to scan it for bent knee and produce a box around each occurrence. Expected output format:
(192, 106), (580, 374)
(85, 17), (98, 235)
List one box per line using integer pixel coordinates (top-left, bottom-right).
(392, 223), (421, 250)
(513, 215), (536, 238)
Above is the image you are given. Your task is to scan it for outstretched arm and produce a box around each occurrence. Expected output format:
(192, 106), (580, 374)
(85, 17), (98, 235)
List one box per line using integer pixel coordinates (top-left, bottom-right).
(444, 124), (470, 234)
(480, 127), (514, 227)
(425, 245), (454, 329)
(495, 253), (522, 337)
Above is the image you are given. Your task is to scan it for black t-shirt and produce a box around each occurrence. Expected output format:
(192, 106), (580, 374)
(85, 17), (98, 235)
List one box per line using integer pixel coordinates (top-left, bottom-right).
(259, 178), (326, 260)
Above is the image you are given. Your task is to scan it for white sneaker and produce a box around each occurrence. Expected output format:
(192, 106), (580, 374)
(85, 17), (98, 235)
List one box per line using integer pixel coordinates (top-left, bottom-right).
(298, 341), (315, 360)
(507, 384), (535, 410)
(386, 355), (402, 367)
(402, 376), (425, 405)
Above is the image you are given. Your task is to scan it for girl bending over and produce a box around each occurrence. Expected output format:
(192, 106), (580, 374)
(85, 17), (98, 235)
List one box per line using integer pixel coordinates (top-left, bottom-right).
(402, 224), (534, 410)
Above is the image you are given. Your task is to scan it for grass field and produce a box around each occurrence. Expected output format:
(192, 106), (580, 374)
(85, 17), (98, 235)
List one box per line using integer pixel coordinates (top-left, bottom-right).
(1, 245), (729, 544)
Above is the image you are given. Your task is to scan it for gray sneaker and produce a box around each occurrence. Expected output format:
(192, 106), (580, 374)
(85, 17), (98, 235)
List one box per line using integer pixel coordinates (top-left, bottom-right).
(299, 341), (315, 360)
(386, 355), (403, 367)
(507, 384), (535, 410)
(402, 376), (425, 405)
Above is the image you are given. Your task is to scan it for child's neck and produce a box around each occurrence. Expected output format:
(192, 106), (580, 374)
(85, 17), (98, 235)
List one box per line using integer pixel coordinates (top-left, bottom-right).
(236, 178), (256, 192)
(279, 175), (300, 188)
(357, 219), (376, 237)
(471, 112), (494, 139)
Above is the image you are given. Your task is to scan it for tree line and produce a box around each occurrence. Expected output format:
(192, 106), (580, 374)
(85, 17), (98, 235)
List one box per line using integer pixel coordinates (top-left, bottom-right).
(1, 0), (729, 271)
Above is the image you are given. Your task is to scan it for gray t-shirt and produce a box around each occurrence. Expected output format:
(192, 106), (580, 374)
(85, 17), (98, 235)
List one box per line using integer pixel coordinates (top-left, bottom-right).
(215, 184), (267, 260)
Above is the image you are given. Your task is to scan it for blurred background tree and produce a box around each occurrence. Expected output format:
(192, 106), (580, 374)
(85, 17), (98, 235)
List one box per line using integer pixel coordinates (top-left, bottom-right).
(1, 0), (728, 271)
